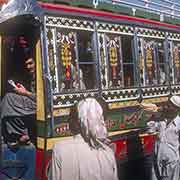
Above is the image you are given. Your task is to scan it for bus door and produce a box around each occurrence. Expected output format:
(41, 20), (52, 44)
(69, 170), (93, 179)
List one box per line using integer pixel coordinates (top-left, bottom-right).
(0, 0), (45, 179)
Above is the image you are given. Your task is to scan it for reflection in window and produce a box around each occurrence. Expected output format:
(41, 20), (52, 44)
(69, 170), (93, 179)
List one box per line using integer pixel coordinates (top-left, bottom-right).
(46, 28), (97, 93)
(99, 33), (135, 89)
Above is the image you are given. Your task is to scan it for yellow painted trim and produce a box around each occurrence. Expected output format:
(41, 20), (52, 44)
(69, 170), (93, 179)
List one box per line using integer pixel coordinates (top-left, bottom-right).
(53, 107), (70, 117)
(108, 97), (168, 110)
(37, 129), (154, 150)
(142, 97), (168, 104)
(36, 40), (45, 121)
(37, 136), (73, 150)
(108, 100), (139, 109)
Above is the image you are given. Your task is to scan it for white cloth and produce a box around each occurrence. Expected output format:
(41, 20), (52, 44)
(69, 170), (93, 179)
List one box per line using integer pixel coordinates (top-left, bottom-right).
(147, 116), (180, 180)
(77, 98), (108, 148)
(48, 98), (118, 180)
(1, 0), (15, 11)
(48, 135), (118, 180)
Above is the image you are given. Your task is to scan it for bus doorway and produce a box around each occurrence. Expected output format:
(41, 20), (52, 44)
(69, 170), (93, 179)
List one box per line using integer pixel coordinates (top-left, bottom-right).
(0, 1), (44, 179)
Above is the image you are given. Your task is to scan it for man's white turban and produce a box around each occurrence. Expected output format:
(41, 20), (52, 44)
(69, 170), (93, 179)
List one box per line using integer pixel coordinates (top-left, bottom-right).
(77, 98), (108, 148)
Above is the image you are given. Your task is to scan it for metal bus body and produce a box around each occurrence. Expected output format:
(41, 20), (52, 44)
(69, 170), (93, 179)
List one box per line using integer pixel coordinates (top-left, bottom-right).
(0, 0), (180, 179)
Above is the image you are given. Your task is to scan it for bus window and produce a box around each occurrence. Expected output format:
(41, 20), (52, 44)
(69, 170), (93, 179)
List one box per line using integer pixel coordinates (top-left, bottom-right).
(77, 31), (97, 89)
(121, 36), (135, 87)
(98, 33), (135, 89)
(46, 28), (97, 93)
(139, 38), (167, 86)
(170, 42), (180, 84)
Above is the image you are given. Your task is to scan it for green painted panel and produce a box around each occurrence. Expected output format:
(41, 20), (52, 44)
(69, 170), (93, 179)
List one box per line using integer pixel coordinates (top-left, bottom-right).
(97, 2), (133, 16)
(71, 0), (94, 8)
(164, 16), (180, 25)
(40, 0), (71, 5)
(135, 9), (160, 21)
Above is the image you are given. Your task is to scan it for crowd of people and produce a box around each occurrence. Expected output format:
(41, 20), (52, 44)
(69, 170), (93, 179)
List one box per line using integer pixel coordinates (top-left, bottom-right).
(47, 95), (180, 180)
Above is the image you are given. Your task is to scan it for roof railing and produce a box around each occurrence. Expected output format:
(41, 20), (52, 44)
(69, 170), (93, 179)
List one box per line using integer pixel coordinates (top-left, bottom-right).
(93, 0), (180, 20)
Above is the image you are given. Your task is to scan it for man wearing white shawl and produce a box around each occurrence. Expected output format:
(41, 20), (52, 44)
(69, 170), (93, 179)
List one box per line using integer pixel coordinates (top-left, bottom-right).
(146, 96), (180, 180)
(48, 98), (118, 180)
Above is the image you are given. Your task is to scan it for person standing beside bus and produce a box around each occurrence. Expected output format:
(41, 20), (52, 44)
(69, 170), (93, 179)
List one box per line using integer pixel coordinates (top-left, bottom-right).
(146, 96), (180, 180)
(48, 98), (118, 180)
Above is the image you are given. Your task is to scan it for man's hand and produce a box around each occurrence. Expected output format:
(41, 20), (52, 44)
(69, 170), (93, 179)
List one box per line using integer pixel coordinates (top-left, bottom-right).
(14, 83), (32, 97)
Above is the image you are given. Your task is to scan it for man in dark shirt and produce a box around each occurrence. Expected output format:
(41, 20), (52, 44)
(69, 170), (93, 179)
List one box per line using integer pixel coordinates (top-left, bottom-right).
(0, 57), (36, 147)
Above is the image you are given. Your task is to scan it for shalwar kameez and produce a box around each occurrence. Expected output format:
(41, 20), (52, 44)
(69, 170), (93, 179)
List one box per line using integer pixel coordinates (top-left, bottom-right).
(147, 96), (180, 180)
(48, 98), (118, 180)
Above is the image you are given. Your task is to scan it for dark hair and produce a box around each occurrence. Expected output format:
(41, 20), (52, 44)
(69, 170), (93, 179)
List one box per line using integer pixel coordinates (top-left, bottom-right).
(23, 47), (32, 60)
(68, 102), (80, 135)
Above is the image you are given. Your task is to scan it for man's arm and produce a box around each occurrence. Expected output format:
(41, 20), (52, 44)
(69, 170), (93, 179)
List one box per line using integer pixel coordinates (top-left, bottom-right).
(14, 84), (33, 97)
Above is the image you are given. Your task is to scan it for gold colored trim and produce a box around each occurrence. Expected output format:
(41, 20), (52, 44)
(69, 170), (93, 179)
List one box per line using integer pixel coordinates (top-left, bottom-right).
(53, 107), (70, 117)
(108, 100), (139, 109)
(142, 97), (168, 104)
(37, 136), (73, 150)
(108, 97), (168, 110)
(36, 39), (45, 121)
(37, 129), (155, 150)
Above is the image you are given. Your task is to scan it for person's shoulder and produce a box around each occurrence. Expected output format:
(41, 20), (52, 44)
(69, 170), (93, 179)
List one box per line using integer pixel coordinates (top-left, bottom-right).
(53, 137), (77, 150)
(173, 115), (180, 126)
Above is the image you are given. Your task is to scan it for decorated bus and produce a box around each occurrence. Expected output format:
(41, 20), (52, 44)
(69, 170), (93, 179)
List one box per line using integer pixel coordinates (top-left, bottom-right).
(0, 0), (180, 179)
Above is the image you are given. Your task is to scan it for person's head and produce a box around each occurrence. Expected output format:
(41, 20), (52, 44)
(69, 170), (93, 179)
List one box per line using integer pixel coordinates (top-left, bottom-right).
(25, 57), (35, 74)
(162, 95), (180, 119)
(68, 97), (108, 148)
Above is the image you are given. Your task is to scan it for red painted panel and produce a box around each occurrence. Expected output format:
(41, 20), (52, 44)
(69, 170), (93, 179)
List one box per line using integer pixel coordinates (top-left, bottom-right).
(36, 149), (51, 180)
(113, 140), (127, 160)
(35, 134), (156, 179)
(142, 134), (157, 155)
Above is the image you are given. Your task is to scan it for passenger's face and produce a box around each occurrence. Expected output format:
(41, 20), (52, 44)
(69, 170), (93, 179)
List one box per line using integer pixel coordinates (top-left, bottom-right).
(25, 58), (35, 74)
(162, 101), (178, 119)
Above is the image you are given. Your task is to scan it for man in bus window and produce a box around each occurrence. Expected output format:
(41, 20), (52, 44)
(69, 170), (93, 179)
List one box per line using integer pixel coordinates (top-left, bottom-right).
(0, 50), (36, 148)
(47, 98), (118, 180)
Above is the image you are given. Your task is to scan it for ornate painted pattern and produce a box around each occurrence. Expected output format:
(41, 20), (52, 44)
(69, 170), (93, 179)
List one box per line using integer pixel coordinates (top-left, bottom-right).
(46, 16), (94, 31)
(98, 33), (123, 89)
(137, 37), (145, 86)
(53, 92), (98, 107)
(137, 27), (165, 38)
(167, 32), (180, 41)
(171, 85), (180, 94)
(96, 22), (134, 35)
(46, 27), (59, 92)
(102, 88), (139, 102)
(142, 86), (170, 97)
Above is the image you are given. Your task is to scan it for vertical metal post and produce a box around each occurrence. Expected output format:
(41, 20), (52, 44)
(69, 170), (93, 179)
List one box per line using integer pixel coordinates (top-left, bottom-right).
(93, 21), (102, 97)
(39, 15), (54, 180)
(133, 27), (142, 101)
(164, 32), (172, 96)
